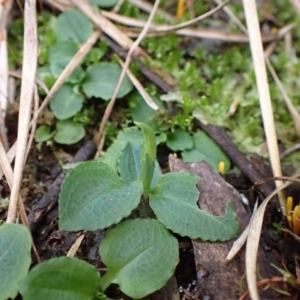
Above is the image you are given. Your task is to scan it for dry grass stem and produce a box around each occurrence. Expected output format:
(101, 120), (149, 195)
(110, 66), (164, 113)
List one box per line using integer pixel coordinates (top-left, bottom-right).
(111, 0), (124, 13)
(26, 85), (39, 159)
(7, 0), (38, 223)
(0, 142), (16, 179)
(94, 0), (161, 151)
(0, 0), (14, 150)
(67, 234), (85, 257)
(242, 0), (285, 221)
(280, 144), (300, 159)
(226, 201), (258, 261)
(289, 0), (300, 17)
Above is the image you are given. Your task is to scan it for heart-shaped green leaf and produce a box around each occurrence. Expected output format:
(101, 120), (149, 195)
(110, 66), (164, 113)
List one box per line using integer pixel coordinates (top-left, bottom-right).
(54, 9), (93, 44)
(99, 219), (178, 299)
(167, 129), (193, 151)
(82, 63), (133, 100)
(0, 224), (31, 300)
(149, 172), (239, 241)
(54, 120), (85, 145)
(19, 257), (100, 300)
(59, 162), (143, 230)
(50, 84), (84, 120)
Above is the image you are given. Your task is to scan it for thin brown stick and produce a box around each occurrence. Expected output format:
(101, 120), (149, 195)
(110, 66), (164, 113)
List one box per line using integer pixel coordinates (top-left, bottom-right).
(280, 144), (300, 159)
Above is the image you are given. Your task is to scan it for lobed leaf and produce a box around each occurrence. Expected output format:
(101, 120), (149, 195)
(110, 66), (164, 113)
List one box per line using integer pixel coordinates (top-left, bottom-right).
(59, 162), (143, 231)
(0, 224), (31, 300)
(149, 172), (239, 241)
(99, 219), (178, 299)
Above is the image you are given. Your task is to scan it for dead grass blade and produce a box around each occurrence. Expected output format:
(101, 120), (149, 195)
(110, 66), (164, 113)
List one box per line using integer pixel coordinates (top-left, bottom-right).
(0, 0), (14, 150)
(0, 142), (16, 179)
(67, 234), (85, 257)
(246, 172), (300, 300)
(6, 0), (38, 223)
(242, 0), (285, 215)
(226, 201), (258, 261)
